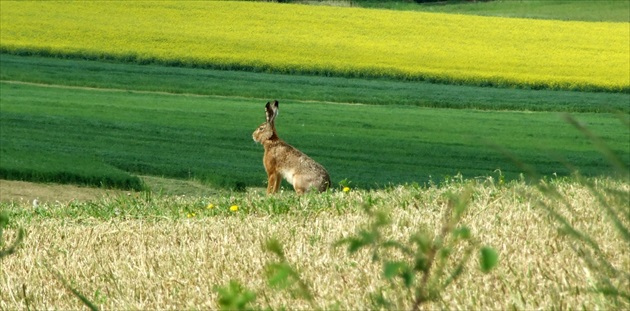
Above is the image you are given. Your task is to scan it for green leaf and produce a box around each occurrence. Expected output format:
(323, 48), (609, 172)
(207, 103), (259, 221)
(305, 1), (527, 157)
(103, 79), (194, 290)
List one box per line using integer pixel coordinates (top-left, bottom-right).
(383, 261), (415, 288)
(339, 232), (373, 254)
(410, 232), (432, 253)
(370, 291), (392, 309)
(480, 247), (499, 272)
(266, 263), (293, 289)
(215, 280), (256, 311)
(342, 230), (377, 253)
(265, 262), (313, 301)
(414, 254), (429, 272)
(401, 269), (415, 288)
(347, 238), (364, 253)
(338, 178), (352, 188)
(0, 227), (25, 259)
(439, 247), (452, 259)
(373, 210), (391, 227)
(453, 226), (471, 240)
(265, 238), (284, 259)
(0, 212), (6, 248)
(383, 261), (407, 280)
(0, 212), (8, 228)
(441, 261), (465, 290)
(382, 240), (412, 255)
(45, 263), (100, 311)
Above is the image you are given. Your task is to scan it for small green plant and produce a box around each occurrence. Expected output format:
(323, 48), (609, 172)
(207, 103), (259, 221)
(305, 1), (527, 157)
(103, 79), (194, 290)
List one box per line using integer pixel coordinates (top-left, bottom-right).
(216, 238), (315, 310)
(215, 185), (499, 310)
(45, 262), (100, 311)
(1, 210), (99, 310)
(264, 238), (314, 303)
(336, 187), (498, 310)
(0, 211), (25, 259)
(215, 280), (257, 311)
(338, 178), (352, 190)
(532, 114), (630, 307)
(501, 113), (629, 308)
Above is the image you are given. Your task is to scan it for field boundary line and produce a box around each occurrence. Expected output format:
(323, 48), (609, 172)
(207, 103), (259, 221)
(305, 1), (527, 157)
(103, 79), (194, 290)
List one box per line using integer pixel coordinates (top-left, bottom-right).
(0, 80), (365, 106)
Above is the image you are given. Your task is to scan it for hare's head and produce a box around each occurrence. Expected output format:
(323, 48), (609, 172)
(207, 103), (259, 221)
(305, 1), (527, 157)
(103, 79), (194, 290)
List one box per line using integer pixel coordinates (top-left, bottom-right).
(252, 100), (279, 144)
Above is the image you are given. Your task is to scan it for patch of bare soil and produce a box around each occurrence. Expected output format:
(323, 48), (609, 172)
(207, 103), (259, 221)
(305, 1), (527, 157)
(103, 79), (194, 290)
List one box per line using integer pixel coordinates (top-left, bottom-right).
(0, 179), (126, 205)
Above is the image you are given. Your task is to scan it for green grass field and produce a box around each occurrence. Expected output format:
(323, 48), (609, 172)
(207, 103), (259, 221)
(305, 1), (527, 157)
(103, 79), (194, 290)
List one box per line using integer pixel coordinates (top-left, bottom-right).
(2, 55), (628, 113)
(1, 56), (628, 190)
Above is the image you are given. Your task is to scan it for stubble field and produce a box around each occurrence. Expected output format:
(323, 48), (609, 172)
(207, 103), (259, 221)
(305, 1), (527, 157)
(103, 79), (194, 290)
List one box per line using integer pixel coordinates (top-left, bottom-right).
(2, 178), (629, 310)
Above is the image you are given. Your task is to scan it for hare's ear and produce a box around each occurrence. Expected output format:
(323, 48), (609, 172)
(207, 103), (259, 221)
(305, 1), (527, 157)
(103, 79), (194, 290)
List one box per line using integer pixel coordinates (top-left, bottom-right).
(265, 100), (279, 124)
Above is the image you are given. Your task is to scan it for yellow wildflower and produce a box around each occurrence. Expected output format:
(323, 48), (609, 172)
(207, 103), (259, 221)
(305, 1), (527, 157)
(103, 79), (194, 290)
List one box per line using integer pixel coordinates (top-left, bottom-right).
(343, 187), (350, 193)
(230, 205), (239, 212)
(207, 203), (214, 209)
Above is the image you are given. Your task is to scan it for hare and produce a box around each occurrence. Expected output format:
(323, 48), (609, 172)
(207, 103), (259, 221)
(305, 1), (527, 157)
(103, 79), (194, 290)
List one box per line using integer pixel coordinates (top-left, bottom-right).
(252, 100), (331, 195)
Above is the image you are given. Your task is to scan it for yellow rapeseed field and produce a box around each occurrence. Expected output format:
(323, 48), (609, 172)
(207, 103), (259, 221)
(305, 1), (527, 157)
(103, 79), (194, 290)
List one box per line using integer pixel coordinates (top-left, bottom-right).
(1, 1), (628, 91)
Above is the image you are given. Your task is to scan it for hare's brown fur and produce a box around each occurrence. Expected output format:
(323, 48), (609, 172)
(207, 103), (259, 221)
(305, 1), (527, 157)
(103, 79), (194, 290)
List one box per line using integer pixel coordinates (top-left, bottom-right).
(252, 100), (330, 195)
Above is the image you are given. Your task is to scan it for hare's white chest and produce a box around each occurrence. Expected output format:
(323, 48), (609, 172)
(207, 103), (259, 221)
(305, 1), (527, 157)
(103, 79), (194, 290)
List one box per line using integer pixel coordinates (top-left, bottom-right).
(281, 168), (296, 186)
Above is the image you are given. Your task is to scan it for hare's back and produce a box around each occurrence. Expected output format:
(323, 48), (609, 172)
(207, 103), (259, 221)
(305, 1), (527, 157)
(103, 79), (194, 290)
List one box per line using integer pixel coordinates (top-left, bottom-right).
(278, 144), (329, 179)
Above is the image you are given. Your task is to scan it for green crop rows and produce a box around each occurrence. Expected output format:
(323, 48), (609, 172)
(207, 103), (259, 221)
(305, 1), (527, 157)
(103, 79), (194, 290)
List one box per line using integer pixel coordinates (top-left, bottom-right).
(1, 56), (628, 190)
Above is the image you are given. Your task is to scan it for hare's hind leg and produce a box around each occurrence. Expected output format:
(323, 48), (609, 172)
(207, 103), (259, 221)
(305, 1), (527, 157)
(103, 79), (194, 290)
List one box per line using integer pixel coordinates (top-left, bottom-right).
(292, 178), (310, 195)
(294, 186), (305, 196)
(267, 172), (281, 194)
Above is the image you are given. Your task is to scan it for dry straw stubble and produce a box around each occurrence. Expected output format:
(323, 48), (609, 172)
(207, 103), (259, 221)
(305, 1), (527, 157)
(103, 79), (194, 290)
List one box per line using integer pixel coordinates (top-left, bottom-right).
(1, 179), (628, 309)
